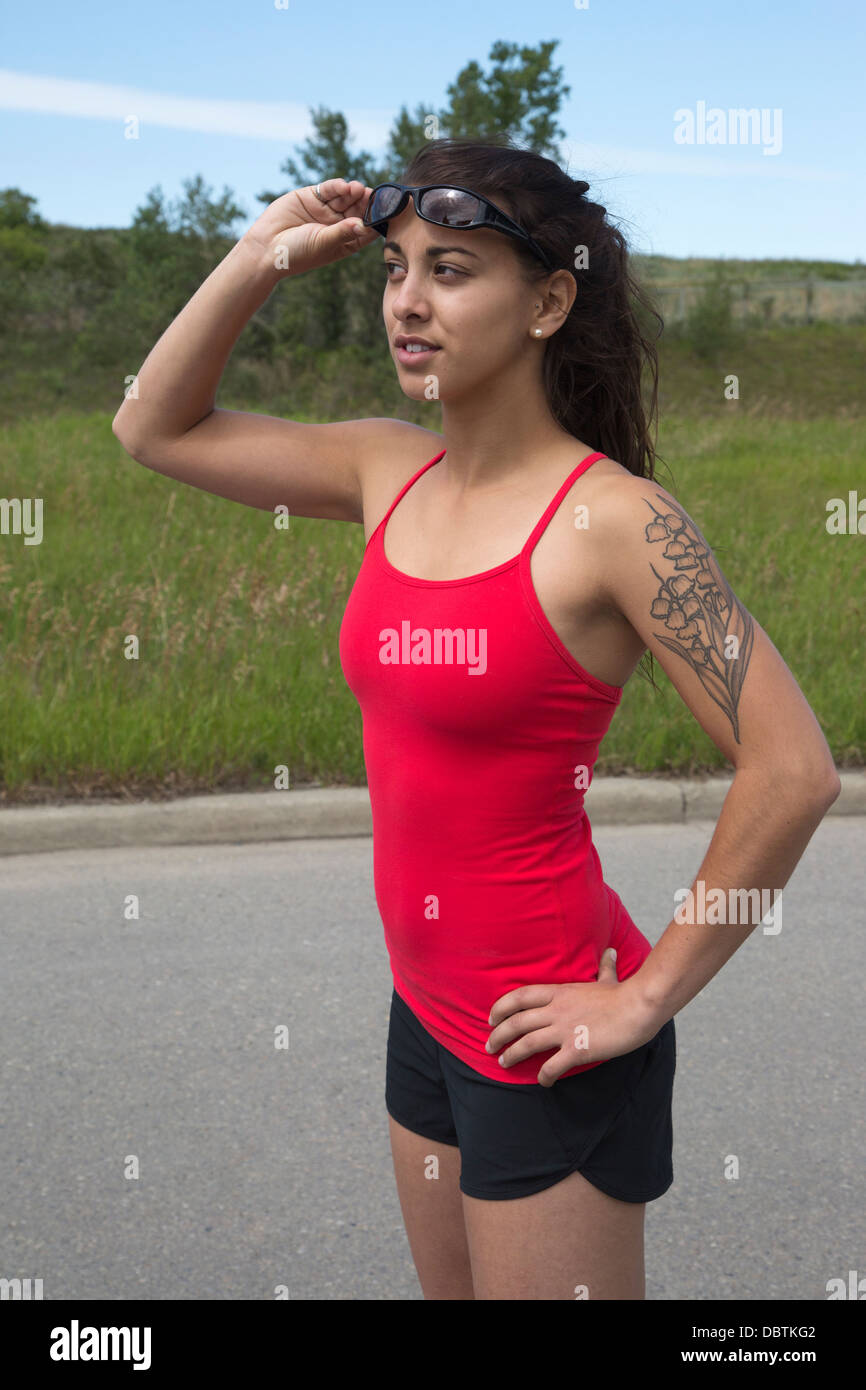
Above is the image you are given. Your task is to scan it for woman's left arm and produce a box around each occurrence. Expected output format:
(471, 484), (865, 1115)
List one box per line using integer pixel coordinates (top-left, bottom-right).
(487, 472), (842, 1080)
(599, 474), (841, 1029)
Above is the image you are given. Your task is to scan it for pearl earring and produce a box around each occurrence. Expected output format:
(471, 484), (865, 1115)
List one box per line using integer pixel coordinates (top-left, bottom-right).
(533, 328), (543, 336)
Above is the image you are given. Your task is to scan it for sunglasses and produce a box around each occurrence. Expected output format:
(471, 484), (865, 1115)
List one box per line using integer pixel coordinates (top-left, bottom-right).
(362, 183), (555, 272)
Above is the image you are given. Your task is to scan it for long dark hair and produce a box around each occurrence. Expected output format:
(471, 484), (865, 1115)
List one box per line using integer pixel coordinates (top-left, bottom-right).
(402, 138), (664, 480)
(401, 137), (667, 687)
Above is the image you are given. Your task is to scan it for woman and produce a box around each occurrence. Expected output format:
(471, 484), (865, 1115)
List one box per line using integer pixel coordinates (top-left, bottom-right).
(112, 139), (840, 1301)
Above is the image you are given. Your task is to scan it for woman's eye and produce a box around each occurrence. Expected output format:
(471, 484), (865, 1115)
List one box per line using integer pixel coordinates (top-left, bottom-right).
(383, 263), (464, 279)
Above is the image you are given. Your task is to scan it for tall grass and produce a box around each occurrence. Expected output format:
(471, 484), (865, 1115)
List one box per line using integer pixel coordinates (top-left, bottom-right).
(1, 372), (863, 801)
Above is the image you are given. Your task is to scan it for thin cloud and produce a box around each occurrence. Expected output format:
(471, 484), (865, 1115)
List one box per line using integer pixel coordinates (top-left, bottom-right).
(0, 70), (841, 181)
(0, 69), (394, 145)
(561, 141), (841, 182)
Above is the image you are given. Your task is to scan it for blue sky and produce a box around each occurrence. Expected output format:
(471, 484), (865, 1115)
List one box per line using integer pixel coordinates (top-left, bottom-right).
(2, 0), (863, 260)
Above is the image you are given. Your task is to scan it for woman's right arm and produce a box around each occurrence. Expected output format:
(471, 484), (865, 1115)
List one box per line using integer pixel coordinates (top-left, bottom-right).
(111, 179), (411, 521)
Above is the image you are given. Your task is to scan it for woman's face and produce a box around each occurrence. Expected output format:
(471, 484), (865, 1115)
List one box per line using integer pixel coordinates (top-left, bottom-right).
(380, 199), (546, 403)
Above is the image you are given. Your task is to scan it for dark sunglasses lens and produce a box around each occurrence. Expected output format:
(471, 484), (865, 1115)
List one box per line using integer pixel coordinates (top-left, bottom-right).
(418, 187), (482, 227)
(369, 185), (403, 221)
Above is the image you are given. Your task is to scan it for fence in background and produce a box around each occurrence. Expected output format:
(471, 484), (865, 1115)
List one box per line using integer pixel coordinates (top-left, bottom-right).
(645, 277), (866, 325)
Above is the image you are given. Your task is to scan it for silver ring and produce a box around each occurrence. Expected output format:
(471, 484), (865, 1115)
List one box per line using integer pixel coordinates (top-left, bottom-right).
(314, 184), (329, 203)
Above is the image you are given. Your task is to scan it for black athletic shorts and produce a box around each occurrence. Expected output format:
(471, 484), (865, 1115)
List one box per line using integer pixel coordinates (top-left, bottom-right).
(385, 985), (676, 1202)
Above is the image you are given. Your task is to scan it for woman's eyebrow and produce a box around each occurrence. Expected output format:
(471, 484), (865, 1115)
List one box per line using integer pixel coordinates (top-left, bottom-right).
(383, 238), (481, 260)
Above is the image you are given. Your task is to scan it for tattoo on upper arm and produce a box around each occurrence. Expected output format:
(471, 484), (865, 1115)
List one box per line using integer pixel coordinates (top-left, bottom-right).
(644, 493), (754, 743)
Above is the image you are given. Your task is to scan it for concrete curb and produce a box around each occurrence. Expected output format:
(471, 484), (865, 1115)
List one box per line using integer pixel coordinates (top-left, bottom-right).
(0, 771), (863, 856)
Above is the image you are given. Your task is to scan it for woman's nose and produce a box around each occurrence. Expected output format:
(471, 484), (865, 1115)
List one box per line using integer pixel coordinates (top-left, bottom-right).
(390, 274), (431, 317)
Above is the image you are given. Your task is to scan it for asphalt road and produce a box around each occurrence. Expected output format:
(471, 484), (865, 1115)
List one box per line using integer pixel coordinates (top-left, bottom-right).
(1, 816), (862, 1301)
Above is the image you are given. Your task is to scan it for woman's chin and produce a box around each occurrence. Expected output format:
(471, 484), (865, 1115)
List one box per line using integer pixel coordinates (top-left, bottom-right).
(396, 376), (442, 403)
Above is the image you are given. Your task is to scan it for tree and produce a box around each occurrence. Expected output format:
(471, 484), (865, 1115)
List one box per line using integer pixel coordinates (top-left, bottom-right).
(125, 178), (246, 321)
(254, 41), (571, 352)
(386, 39), (570, 167)
(70, 179), (247, 369)
(254, 107), (389, 350)
(256, 107), (383, 206)
(0, 39), (576, 408)
(171, 174), (247, 260)
(682, 264), (741, 363)
(0, 189), (49, 335)
(0, 188), (47, 231)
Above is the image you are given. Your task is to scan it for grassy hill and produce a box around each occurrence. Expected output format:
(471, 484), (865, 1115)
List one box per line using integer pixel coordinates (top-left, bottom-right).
(1, 314), (863, 802)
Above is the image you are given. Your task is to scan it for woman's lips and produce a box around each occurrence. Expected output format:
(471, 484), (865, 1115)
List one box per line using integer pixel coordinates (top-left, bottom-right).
(396, 345), (441, 366)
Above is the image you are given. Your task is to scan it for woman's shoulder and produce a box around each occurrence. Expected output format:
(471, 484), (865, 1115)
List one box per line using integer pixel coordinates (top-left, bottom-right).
(360, 419), (444, 482)
(355, 418), (444, 536)
(581, 455), (682, 521)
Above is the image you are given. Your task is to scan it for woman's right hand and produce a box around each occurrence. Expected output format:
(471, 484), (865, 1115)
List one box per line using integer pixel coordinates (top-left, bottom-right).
(241, 179), (381, 278)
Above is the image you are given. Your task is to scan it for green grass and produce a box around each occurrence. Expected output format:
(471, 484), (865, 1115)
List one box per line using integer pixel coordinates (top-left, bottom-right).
(1, 412), (366, 801)
(614, 412), (864, 772)
(654, 321), (866, 416)
(1, 375), (864, 802)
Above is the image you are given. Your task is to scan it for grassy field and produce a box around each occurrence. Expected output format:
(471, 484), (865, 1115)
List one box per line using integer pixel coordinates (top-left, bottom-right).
(1, 331), (864, 803)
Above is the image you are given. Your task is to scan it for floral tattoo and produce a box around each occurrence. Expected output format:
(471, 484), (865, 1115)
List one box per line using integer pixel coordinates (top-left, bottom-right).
(644, 494), (754, 743)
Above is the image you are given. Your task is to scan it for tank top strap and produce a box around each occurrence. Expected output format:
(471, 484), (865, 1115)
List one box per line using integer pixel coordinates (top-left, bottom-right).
(521, 451), (607, 557)
(374, 448), (447, 540)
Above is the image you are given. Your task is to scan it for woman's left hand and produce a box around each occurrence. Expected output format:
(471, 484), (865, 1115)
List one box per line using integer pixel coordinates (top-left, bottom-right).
(485, 949), (663, 1087)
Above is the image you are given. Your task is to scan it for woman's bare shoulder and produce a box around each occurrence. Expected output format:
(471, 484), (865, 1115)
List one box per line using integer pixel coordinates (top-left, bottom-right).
(357, 418), (445, 517)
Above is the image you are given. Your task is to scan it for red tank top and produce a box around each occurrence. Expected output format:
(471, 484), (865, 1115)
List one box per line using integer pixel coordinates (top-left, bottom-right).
(339, 447), (652, 1084)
